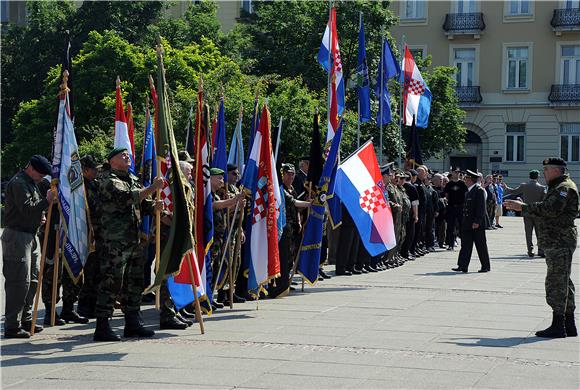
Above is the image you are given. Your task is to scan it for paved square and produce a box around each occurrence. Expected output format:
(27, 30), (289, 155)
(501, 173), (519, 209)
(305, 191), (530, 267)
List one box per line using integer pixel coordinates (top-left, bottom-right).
(2, 217), (579, 389)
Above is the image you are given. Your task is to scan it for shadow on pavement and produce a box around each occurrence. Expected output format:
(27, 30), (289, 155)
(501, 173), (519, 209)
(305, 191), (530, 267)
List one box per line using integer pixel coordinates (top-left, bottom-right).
(415, 271), (464, 276)
(443, 336), (550, 348)
(289, 286), (368, 295)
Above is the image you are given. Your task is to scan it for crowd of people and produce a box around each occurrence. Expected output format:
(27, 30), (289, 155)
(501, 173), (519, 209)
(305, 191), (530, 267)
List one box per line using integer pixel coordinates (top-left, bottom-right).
(2, 151), (577, 340)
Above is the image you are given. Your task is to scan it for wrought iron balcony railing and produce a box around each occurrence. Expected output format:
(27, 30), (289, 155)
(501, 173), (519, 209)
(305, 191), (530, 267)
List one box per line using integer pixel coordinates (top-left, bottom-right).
(550, 8), (580, 29)
(455, 86), (482, 104)
(443, 12), (485, 33)
(548, 84), (580, 104)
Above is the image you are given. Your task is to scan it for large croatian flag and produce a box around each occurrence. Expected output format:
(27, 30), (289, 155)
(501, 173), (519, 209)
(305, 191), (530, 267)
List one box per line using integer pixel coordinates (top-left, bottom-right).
(334, 141), (396, 256)
(401, 46), (432, 129)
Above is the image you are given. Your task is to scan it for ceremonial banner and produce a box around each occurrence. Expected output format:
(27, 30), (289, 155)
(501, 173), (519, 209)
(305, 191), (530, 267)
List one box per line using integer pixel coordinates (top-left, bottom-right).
(114, 80), (135, 173)
(140, 107), (157, 240)
(52, 75), (89, 282)
(212, 98), (228, 181)
(355, 14), (370, 123)
(374, 38), (401, 126)
(402, 46), (432, 128)
(297, 118), (342, 285)
(228, 114), (245, 174)
(335, 141), (396, 256)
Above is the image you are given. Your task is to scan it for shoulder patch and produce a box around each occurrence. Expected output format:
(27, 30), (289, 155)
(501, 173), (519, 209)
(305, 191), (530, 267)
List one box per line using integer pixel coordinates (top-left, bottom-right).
(560, 190), (568, 198)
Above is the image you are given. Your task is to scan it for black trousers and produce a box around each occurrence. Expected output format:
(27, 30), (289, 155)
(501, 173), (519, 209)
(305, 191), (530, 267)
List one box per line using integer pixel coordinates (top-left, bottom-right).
(445, 205), (462, 247)
(400, 219), (415, 258)
(424, 212), (435, 248)
(457, 228), (490, 271)
(336, 224), (359, 272)
(411, 213), (425, 253)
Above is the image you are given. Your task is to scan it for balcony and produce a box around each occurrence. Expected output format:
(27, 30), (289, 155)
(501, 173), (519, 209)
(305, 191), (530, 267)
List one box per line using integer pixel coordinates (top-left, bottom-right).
(443, 12), (485, 39)
(551, 8), (580, 35)
(548, 84), (580, 107)
(455, 86), (483, 106)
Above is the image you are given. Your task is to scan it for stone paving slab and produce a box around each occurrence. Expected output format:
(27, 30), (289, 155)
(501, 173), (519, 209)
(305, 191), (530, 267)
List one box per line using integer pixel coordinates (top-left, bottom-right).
(1, 217), (579, 389)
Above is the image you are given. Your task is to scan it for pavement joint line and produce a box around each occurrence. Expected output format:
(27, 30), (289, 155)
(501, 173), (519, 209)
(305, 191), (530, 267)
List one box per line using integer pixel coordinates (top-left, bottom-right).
(325, 283), (547, 296)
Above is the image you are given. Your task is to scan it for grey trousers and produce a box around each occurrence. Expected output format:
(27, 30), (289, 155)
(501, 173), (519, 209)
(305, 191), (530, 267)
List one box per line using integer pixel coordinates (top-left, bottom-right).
(2, 228), (40, 330)
(524, 217), (543, 255)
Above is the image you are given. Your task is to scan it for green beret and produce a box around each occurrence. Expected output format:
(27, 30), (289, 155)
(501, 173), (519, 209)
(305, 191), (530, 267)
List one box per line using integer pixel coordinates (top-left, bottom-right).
(209, 167), (224, 176)
(107, 147), (128, 161)
(542, 157), (566, 167)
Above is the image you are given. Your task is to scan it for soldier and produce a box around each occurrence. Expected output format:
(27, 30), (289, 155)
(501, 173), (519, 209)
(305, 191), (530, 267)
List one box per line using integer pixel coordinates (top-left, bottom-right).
(77, 155), (101, 318)
(2, 155), (54, 338)
(422, 168), (439, 252)
(396, 172), (411, 267)
(270, 163), (309, 297)
(505, 157), (578, 338)
(381, 164), (400, 269)
(444, 167), (468, 250)
(502, 169), (547, 257)
(210, 167), (244, 309)
(401, 172), (419, 261)
(432, 173), (447, 248)
(93, 147), (164, 342)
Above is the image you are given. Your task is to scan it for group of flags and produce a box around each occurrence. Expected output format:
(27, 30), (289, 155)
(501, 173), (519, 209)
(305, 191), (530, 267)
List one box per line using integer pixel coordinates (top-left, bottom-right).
(48, 6), (434, 312)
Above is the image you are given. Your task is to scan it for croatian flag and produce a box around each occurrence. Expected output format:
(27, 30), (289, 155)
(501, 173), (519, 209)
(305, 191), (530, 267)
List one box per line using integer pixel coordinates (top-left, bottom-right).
(402, 46), (432, 128)
(318, 6), (344, 142)
(334, 141), (396, 256)
(114, 79), (135, 173)
(247, 104), (281, 296)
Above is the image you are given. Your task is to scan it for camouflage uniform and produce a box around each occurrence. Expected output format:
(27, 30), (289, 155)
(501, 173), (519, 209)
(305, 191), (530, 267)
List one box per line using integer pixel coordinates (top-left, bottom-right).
(398, 183), (411, 259)
(522, 174), (578, 316)
(226, 183), (243, 291)
(94, 168), (154, 318)
(385, 182), (399, 262)
(211, 191), (228, 290)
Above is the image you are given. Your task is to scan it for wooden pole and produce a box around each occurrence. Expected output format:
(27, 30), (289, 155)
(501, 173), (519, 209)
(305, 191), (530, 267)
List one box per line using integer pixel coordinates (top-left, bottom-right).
(50, 219), (61, 327)
(30, 200), (54, 336)
(155, 159), (162, 310)
(185, 253), (205, 334)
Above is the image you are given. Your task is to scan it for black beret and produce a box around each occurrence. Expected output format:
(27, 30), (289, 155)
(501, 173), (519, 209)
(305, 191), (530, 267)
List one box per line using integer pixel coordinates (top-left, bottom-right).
(80, 154), (99, 169)
(30, 155), (51, 175)
(542, 157), (566, 167)
(227, 163), (238, 172)
(107, 147), (128, 161)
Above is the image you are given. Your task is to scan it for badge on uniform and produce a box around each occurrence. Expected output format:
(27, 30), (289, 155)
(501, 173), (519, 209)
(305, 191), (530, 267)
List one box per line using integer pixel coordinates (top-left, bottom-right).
(560, 190), (568, 198)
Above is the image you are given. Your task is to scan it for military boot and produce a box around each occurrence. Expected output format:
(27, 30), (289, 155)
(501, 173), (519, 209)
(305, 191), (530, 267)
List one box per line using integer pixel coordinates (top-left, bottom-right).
(93, 317), (121, 342)
(535, 313), (566, 338)
(43, 311), (66, 326)
(565, 314), (577, 337)
(160, 315), (188, 330)
(123, 311), (155, 338)
(61, 301), (89, 324)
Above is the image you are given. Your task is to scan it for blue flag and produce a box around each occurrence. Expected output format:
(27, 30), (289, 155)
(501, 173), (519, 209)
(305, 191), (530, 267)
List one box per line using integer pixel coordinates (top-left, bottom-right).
(227, 115), (245, 174)
(140, 111), (157, 240)
(297, 120), (343, 285)
(212, 98), (228, 182)
(356, 16), (371, 123)
(374, 38), (401, 126)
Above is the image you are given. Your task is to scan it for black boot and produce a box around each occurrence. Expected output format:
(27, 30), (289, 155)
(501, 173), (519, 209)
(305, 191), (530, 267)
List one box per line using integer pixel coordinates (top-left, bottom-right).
(535, 313), (566, 338)
(77, 299), (96, 319)
(43, 310), (66, 326)
(160, 316), (188, 330)
(123, 311), (155, 338)
(61, 302), (89, 324)
(93, 317), (121, 342)
(565, 314), (577, 337)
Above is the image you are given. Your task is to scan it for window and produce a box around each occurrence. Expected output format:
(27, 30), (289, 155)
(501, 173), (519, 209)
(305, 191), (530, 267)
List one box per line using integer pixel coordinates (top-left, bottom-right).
(561, 45), (580, 85)
(564, 0), (580, 9)
(507, 0), (531, 15)
(0, 0), (8, 23)
(454, 48), (476, 86)
(506, 47), (529, 89)
(241, 0), (253, 14)
(505, 124), (525, 162)
(560, 123), (580, 162)
(403, 0), (426, 19)
(409, 48), (425, 60)
(455, 0), (477, 13)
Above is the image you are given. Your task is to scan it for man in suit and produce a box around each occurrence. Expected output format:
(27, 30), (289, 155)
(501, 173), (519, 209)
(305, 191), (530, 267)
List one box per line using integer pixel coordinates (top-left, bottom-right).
(293, 156), (309, 200)
(502, 170), (546, 257)
(453, 170), (491, 273)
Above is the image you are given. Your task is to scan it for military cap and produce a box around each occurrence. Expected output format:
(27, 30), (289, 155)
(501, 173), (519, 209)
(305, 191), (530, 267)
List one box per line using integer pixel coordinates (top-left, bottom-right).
(380, 164), (391, 175)
(227, 163), (238, 172)
(178, 150), (195, 163)
(542, 157), (566, 167)
(80, 154), (99, 169)
(107, 147), (128, 161)
(281, 163), (296, 174)
(409, 169), (418, 176)
(452, 166), (461, 172)
(529, 169), (540, 175)
(465, 169), (479, 180)
(209, 167), (224, 176)
(29, 155), (51, 175)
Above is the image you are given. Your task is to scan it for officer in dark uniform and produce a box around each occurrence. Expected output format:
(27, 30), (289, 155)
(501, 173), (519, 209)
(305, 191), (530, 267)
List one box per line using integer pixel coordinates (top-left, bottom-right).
(401, 173), (419, 260)
(293, 156), (309, 201)
(452, 170), (490, 273)
(505, 157), (578, 338)
(444, 167), (468, 250)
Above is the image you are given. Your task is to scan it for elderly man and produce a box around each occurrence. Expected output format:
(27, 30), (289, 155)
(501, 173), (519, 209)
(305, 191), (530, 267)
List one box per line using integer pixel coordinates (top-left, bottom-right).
(2, 155), (54, 338)
(93, 147), (164, 342)
(503, 169), (547, 257)
(505, 158), (578, 338)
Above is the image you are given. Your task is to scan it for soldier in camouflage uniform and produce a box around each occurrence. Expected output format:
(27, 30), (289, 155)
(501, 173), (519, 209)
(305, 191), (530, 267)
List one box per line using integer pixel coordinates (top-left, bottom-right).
(93, 147), (163, 342)
(381, 165), (400, 269)
(397, 172), (411, 267)
(210, 167), (244, 309)
(505, 157), (578, 338)
(270, 164), (310, 298)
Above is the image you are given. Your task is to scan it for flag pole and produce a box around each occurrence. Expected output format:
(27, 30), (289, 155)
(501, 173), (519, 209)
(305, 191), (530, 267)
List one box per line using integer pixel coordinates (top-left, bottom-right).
(185, 253), (205, 334)
(357, 11), (362, 148)
(30, 198), (54, 335)
(326, 0), (332, 139)
(50, 216), (61, 327)
(379, 26), (385, 166)
(274, 117), (283, 163)
(211, 197), (241, 299)
(398, 36), (406, 169)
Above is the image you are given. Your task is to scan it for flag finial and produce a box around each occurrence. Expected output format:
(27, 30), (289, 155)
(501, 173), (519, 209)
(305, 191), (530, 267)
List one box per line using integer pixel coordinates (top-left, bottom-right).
(148, 74), (155, 90)
(116, 76), (120, 88)
(59, 70), (70, 97)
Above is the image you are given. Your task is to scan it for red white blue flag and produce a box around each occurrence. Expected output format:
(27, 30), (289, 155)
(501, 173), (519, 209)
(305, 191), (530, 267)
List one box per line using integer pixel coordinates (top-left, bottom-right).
(402, 46), (432, 128)
(114, 79), (135, 173)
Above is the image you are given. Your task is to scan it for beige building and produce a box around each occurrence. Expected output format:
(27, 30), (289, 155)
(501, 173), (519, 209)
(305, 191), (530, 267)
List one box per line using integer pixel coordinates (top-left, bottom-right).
(390, 0), (580, 186)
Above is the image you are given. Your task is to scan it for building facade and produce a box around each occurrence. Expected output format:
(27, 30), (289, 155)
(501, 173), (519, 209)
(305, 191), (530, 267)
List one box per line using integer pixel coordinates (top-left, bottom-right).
(390, 0), (580, 186)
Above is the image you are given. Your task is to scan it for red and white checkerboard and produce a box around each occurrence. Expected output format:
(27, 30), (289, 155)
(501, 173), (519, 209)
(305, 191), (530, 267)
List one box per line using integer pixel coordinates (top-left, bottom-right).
(160, 154), (173, 212)
(406, 78), (426, 95)
(359, 185), (387, 216)
(252, 189), (267, 224)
